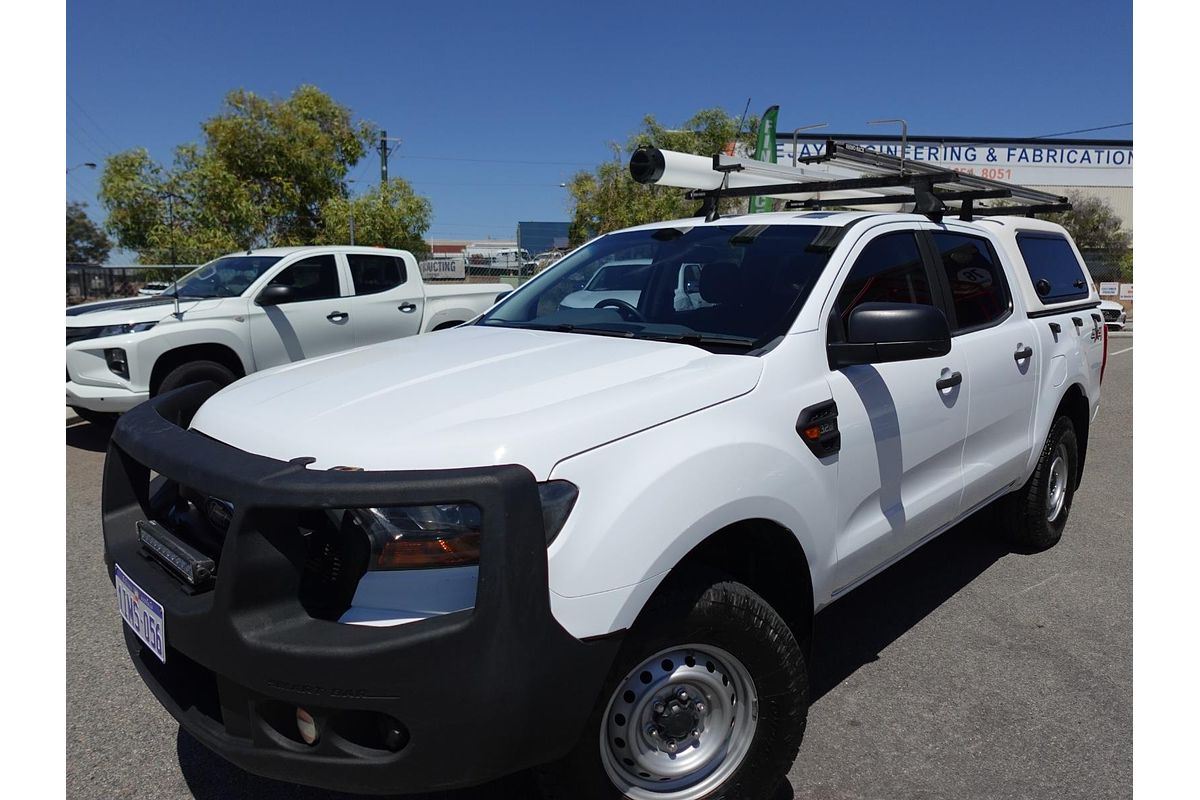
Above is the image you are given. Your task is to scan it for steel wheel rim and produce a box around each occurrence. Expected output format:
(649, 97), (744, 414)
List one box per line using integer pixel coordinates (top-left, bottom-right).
(1046, 445), (1068, 522)
(599, 644), (758, 800)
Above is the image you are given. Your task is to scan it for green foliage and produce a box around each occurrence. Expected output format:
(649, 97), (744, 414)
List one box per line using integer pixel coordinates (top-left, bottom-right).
(98, 86), (415, 265)
(566, 108), (759, 244)
(66, 201), (111, 264)
(317, 181), (432, 253)
(1117, 248), (1133, 282)
(1047, 191), (1131, 253)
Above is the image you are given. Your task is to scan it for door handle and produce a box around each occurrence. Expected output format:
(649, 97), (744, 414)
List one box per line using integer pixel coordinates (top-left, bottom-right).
(326, 311), (348, 322)
(1013, 345), (1033, 361)
(398, 303), (417, 313)
(936, 371), (963, 391)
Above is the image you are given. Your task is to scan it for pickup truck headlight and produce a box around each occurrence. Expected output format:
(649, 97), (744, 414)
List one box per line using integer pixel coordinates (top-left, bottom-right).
(98, 321), (157, 338)
(350, 481), (578, 570)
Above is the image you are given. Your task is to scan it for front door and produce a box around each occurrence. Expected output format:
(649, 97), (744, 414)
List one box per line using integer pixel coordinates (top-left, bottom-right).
(826, 227), (970, 591)
(247, 253), (355, 370)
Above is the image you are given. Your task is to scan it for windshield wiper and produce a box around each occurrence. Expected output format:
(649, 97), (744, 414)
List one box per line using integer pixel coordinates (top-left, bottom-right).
(634, 331), (757, 349)
(481, 320), (636, 338)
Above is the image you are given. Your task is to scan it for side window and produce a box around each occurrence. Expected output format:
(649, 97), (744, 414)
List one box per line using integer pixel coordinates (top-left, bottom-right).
(267, 255), (340, 302)
(348, 254), (406, 295)
(834, 231), (932, 323)
(1015, 233), (1088, 302)
(931, 232), (1011, 331)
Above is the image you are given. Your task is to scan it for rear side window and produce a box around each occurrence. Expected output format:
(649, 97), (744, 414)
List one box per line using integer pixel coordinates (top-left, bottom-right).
(931, 232), (1011, 331)
(348, 254), (406, 295)
(1015, 233), (1088, 302)
(267, 254), (340, 302)
(834, 232), (932, 323)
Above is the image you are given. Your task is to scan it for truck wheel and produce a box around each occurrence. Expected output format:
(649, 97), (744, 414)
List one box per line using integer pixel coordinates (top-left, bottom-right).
(537, 569), (807, 800)
(1004, 415), (1078, 551)
(155, 360), (237, 396)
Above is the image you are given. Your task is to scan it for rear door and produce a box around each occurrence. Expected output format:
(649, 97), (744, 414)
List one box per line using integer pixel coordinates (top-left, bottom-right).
(927, 228), (1039, 512)
(345, 252), (424, 346)
(247, 253), (355, 369)
(825, 225), (970, 590)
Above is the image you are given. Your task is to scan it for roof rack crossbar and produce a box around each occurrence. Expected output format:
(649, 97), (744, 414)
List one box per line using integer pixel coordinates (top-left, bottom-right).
(956, 203), (1071, 218)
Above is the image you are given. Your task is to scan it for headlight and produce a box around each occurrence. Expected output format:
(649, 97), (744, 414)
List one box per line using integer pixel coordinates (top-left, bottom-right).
(346, 481), (578, 570)
(98, 321), (157, 338)
(352, 504), (483, 570)
(539, 480), (578, 544)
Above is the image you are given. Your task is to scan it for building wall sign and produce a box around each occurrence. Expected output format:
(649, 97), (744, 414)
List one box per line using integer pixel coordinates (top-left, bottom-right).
(777, 139), (1132, 188)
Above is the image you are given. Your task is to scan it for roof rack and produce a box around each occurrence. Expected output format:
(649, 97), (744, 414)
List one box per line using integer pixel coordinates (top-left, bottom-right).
(628, 139), (1070, 223)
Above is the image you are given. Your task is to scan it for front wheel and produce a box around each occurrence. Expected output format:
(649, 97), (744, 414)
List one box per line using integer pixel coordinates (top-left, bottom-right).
(154, 360), (238, 397)
(538, 569), (807, 800)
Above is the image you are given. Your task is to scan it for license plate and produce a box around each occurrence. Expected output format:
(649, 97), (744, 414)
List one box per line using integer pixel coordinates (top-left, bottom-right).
(115, 564), (166, 663)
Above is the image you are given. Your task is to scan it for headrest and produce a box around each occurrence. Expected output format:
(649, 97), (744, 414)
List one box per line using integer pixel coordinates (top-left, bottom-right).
(699, 261), (742, 304)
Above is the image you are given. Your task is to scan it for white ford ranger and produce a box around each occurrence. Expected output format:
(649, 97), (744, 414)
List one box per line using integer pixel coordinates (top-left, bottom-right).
(102, 182), (1107, 796)
(67, 245), (509, 423)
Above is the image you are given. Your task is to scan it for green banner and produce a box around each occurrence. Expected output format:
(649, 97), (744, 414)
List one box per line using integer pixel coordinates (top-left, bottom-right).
(748, 105), (780, 214)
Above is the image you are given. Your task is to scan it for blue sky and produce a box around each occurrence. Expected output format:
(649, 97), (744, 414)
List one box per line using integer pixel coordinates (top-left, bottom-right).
(66, 0), (1131, 253)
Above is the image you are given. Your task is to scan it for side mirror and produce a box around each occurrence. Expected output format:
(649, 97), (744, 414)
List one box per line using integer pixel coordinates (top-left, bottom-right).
(684, 280), (700, 294)
(255, 285), (295, 306)
(828, 302), (951, 368)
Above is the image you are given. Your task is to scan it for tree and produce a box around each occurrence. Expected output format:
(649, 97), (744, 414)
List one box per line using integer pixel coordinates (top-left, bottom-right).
(1047, 191), (1131, 253)
(66, 201), (111, 263)
(316, 181), (432, 253)
(98, 86), (416, 264)
(566, 108), (759, 244)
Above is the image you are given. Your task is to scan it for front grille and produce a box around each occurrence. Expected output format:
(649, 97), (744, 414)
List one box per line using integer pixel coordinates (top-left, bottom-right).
(1102, 308), (1122, 322)
(146, 478), (370, 619)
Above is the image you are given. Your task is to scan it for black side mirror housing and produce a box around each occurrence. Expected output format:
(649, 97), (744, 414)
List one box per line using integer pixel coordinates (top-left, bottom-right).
(828, 302), (951, 368)
(256, 285), (295, 307)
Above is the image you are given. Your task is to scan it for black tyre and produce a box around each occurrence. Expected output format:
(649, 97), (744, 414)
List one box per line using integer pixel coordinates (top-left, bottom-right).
(1003, 415), (1078, 551)
(155, 360), (238, 396)
(70, 406), (117, 426)
(537, 568), (807, 800)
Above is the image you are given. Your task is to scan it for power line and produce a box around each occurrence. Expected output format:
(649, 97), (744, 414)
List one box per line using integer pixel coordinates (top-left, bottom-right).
(397, 154), (593, 167)
(1032, 122), (1132, 139)
(67, 93), (122, 152)
(67, 129), (107, 162)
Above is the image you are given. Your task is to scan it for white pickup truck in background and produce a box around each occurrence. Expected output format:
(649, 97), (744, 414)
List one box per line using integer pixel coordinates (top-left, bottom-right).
(66, 245), (509, 422)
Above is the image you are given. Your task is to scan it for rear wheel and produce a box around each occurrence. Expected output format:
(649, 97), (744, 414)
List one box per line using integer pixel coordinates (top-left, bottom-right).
(538, 569), (807, 800)
(1003, 415), (1078, 551)
(154, 359), (238, 396)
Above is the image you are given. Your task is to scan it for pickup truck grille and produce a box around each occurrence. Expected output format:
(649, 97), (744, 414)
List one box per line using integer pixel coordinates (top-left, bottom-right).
(1102, 308), (1122, 322)
(146, 479), (370, 619)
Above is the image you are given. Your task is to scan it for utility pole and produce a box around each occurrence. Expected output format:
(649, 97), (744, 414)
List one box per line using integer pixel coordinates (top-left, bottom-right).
(377, 130), (402, 184)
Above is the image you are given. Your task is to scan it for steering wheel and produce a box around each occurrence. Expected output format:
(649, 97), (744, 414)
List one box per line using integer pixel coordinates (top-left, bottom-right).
(594, 298), (645, 322)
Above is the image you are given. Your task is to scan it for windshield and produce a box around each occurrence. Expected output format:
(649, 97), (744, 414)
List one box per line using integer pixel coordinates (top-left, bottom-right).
(168, 255), (283, 298)
(479, 224), (844, 352)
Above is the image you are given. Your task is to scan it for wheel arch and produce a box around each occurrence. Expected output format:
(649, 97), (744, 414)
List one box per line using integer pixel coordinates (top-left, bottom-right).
(1055, 382), (1090, 488)
(655, 519), (816, 657)
(149, 342), (247, 396)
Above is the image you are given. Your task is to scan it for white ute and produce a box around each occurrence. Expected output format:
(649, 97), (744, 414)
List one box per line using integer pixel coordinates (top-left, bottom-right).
(102, 146), (1107, 799)
(66, 245), (509, 422)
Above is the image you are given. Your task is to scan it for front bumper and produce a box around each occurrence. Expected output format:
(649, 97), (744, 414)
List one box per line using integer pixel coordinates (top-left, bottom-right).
(67, 379), (148, 413)
(102, 383), (622, 794)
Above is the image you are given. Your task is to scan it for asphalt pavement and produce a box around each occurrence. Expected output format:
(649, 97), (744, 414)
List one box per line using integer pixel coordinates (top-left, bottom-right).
(66, 342), (1132, 800)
